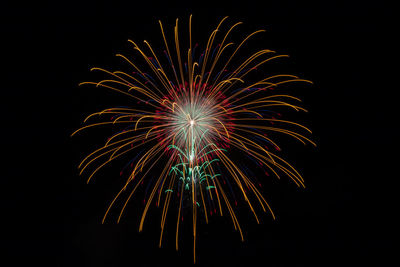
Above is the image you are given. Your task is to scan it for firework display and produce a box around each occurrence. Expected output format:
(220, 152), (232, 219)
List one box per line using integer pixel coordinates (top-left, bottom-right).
(72, 16), (315, 262)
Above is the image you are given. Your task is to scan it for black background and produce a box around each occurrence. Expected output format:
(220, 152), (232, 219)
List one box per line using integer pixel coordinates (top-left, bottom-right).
(2, 0), (397, 266)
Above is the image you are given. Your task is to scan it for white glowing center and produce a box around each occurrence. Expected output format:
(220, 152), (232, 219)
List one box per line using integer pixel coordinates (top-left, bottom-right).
(190, 120), (195, 126)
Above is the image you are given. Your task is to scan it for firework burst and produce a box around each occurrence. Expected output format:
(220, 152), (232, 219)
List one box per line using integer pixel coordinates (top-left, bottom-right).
(72, 15), (315, 262)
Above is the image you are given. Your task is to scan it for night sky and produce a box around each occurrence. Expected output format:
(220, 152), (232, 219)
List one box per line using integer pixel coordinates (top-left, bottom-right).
(2, 0), (397, 266)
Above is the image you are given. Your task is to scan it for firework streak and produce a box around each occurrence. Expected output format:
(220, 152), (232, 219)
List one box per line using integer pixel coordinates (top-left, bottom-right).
(72, 16), (315, 262)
